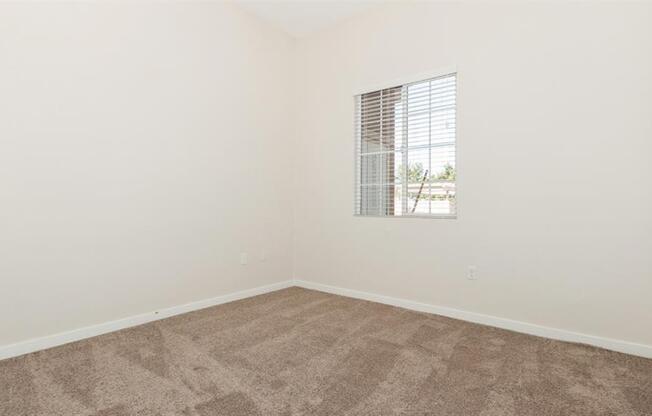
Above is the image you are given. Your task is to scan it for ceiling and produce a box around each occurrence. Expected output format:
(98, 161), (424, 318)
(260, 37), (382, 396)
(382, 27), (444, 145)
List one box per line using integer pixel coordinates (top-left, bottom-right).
(234, 0), (382, 38)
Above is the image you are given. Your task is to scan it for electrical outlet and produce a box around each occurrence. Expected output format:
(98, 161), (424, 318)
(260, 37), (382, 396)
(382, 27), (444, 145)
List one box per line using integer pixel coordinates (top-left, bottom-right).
(240, 253), (248, 265)
(260, 249), (267, 262)
(467, 265), (478, 280)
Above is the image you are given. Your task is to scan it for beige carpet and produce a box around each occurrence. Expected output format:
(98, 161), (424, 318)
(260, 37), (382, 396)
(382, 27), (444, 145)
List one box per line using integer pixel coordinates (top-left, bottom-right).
(1, 287), (651, 416)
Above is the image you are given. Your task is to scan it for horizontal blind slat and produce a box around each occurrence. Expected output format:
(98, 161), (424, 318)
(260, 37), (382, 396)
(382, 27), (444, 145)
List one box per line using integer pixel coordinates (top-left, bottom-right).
(355, 73), (456, 217)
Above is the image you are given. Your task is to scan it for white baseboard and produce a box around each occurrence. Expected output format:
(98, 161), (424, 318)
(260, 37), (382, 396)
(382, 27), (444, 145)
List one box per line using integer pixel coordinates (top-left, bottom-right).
(294, 279), (652, 359)
(0, 280), (294, 361)
(3, 279), (650, 361)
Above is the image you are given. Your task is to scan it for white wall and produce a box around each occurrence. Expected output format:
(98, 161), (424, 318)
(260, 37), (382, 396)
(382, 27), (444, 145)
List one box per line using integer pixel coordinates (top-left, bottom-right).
(0, 2), (295, 346)
(293, 2), (652, 346)
(2, 1), (651, 354)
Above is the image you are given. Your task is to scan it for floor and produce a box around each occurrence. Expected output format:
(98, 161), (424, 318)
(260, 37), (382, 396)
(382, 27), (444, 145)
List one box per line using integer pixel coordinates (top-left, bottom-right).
(1, 287), (651, 416)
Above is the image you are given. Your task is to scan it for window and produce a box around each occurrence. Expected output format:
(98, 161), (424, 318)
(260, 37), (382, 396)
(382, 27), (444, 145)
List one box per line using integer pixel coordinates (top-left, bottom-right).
(354, 73), (457, 218)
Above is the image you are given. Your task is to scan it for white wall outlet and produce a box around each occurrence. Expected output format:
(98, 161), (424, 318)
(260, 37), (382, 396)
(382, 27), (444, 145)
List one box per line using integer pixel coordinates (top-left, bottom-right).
(467, 265), (478, 280)
(259, 249), (267, 262)
(240, 252), (248, 265)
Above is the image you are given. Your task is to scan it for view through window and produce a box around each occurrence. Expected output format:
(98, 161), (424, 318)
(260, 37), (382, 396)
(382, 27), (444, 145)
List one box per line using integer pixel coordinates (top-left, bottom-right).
(355, 73), (457, 217)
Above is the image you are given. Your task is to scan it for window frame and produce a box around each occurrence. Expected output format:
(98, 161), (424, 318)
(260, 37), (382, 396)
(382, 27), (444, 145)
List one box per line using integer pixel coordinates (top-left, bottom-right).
(353, 67), (458, 220)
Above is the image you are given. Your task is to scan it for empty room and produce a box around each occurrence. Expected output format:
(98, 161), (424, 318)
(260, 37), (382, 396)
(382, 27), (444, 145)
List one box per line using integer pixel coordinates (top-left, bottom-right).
(1, 0), (651, 415)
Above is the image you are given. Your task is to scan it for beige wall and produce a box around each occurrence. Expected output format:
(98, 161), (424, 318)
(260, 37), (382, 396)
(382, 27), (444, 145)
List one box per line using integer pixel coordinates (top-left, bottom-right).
(293, 2), (652, 346)
(0, 2), (295, 346)
(1, 1), (651, 352)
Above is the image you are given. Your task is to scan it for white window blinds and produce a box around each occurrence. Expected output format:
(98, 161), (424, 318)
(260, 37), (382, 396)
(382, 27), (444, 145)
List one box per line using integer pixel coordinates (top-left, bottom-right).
(354, 73), (457, 217)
